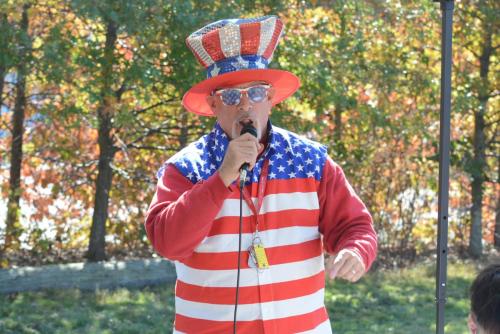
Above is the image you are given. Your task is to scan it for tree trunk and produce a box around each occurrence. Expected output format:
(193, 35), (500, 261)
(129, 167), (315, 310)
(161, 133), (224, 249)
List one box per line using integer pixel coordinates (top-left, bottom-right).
(0, 66), (4, 112)
(4, 5), (30, 252)
(468, 24), (492, 258)
(0, 14), (7, 110)
(87, 21), (118, 262)
(494, 157), (500, 248)
(179, 110), (188, 149)
(334, 104), (342, 143)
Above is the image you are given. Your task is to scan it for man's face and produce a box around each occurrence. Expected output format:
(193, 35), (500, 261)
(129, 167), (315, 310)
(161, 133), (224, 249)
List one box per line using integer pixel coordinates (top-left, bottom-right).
(206, 81), (275, 141)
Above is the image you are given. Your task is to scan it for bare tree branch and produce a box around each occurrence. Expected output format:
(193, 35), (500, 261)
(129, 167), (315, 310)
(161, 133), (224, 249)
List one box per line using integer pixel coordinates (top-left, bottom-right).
(131, 98), (178, 117)
(126, 144), (177, 151)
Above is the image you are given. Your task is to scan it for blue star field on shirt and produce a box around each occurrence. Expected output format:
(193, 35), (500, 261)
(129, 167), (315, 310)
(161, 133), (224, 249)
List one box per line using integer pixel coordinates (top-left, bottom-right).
(157, 122), (328, 186)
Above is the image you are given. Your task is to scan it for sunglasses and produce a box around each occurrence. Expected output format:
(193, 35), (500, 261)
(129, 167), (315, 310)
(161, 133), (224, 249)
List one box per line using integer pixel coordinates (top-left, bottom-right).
(212, 84), (271, 106)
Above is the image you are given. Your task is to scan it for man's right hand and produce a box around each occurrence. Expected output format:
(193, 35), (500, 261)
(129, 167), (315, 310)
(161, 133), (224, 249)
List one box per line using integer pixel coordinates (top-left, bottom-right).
(218, 133), (263, 187)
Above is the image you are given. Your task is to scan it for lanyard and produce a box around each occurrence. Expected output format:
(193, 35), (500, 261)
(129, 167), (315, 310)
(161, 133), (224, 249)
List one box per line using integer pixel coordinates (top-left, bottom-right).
(240, 159), (269, 234)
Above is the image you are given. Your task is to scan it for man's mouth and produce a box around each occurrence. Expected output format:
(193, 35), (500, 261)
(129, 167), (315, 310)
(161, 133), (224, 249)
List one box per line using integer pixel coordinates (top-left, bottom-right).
(238, 118), (253, 127)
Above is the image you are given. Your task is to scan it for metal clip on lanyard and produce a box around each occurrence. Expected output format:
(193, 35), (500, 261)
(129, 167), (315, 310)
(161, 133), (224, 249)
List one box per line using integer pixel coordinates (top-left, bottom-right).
(241, 160), (270, 271)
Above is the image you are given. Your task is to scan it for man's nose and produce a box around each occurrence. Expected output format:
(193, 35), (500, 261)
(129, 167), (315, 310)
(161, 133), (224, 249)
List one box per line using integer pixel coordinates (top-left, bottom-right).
(238, 93), (252, 111)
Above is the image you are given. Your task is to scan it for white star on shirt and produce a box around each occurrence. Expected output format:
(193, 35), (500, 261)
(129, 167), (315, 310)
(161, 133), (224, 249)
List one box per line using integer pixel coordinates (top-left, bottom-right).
(287, 159), (293, 166)
(315, 165), (320, 172)
(268, 159), (274, 166)
(269, 172), (276, 179)
(181, 161), (188, 168)
(306, 158), (313, 165)
(277, 165), (285, 173)
(295, 152), (302, 158)
(297, 164), (304, 171)
(210, 163), (216, 170)
(307, 171), (315, 178)
(187, 172), (193, 179)
(285, 147), (292, 153)
(276, 153), (283, 160)
(288, 172), (296, 178)
(304, 147), (311, 153)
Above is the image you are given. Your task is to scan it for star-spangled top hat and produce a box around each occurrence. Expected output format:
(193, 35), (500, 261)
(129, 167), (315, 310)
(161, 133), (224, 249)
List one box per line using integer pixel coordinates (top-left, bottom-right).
(182, 15), (301, 116)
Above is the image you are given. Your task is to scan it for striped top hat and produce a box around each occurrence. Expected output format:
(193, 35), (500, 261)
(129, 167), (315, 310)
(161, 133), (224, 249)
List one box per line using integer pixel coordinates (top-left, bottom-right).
(182, 15), (300, 116)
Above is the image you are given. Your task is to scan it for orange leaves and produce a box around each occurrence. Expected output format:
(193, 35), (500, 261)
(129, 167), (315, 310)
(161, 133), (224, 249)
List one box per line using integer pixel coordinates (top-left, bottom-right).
(357, 87), (371, 103)
(117, 38), (134, 61)
(388, 91), (398, 102)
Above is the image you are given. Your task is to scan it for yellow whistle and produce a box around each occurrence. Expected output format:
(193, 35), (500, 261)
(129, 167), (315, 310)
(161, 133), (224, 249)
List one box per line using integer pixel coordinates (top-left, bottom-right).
(253, 244), (269, 269)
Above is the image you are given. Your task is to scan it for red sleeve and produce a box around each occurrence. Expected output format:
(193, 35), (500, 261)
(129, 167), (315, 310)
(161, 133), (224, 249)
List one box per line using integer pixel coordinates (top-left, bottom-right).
(318, 156), (378, 271)
(144, 164), (233, 261)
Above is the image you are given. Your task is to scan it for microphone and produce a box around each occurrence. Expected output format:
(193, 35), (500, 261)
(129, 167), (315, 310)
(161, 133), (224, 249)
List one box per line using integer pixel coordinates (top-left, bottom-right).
(239, 123), (257, 188)
(234, 123), (257, 333)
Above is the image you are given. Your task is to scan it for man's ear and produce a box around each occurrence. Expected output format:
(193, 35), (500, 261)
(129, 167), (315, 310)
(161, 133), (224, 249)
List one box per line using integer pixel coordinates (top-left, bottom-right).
(206, 95), (217, 111)
(468, 313), (478, 334)
(267, 87), (276, 101)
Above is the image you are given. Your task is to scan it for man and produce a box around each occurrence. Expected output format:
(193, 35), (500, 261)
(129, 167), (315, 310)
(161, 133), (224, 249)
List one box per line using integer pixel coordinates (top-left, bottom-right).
(468, 263), (500, 334)
(145, 15), (377, 333)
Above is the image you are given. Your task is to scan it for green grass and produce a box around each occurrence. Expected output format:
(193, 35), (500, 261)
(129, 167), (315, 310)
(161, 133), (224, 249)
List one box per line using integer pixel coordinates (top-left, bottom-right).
(325, 261), (476, 333)
(0, 261), (476, 334)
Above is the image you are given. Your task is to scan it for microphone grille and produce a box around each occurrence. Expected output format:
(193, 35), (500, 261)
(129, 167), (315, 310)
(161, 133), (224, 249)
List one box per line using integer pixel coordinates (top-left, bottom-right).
(240, 124), (257, 138)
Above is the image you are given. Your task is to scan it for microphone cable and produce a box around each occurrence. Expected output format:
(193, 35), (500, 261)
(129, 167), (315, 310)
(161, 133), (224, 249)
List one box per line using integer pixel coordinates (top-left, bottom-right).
(233, 178), (244, 334)
(233, 123), (256, 334)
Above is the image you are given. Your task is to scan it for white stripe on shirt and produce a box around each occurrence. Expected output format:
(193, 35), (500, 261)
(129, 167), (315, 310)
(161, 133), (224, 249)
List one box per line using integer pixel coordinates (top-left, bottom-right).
(195, 226), (320, 253)
(175, 254), (325, 287)
(215, 192), (319, 219)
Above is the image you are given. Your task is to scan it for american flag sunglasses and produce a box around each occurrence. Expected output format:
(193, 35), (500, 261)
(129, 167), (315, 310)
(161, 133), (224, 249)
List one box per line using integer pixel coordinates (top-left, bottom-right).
(212, 84), (271, 106)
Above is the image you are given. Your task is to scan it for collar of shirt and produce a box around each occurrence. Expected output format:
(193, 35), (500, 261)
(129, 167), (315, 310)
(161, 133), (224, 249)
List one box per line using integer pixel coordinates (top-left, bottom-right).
(211, 120), (276, 185)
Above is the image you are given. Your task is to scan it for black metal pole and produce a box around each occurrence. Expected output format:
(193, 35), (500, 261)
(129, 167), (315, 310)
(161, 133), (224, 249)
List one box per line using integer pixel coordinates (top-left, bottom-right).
(433, 1), (454, 334)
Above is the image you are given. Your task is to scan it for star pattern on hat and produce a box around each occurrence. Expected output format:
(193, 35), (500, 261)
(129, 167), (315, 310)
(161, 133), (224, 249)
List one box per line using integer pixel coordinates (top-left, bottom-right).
(210, 64), (220, 77)
(232, 56), (250, 70)
(255, 58), (266, 69)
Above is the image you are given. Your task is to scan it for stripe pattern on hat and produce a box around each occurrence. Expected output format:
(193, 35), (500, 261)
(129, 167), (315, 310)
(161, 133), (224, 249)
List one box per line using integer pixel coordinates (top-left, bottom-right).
(186, 16), (284, 72)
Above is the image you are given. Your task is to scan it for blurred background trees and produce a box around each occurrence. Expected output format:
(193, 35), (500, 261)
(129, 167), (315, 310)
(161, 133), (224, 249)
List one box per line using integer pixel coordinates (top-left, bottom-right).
(0, 0), (498, 265)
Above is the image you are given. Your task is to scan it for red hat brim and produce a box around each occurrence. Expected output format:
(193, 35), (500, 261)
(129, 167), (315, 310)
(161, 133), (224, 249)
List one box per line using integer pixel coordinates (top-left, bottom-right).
(182, 69), (300, 116)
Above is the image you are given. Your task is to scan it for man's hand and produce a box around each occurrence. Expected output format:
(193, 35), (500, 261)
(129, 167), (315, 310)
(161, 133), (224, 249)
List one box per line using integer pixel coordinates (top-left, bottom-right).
(325, 249), (366, 282)
(218, 133), (263, 187)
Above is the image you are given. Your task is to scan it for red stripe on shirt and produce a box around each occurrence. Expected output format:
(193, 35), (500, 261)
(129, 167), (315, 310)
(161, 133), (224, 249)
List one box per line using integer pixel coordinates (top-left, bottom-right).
(174, 306), (329, 334)
(227, 178), (320, 199)
(180, 238), (322, 270)
(175, 270), (325, 304)
(209, 209), (320, 236)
